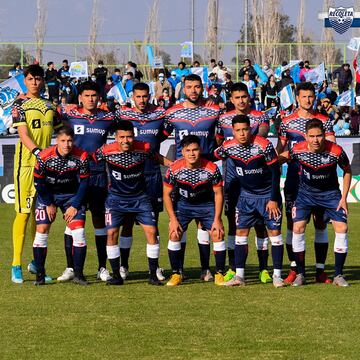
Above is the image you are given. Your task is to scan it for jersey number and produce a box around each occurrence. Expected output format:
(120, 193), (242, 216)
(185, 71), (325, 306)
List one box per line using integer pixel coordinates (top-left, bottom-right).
(105, 213), (112, 226)
(35, 209), (47, 221)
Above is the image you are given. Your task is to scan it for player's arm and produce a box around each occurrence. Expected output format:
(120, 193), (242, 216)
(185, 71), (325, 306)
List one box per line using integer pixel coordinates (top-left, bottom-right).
(163, 184), (182, 239)
(275, 136), (287, 155)
(163, 168), (182, 238)
(17, 125), (42, 157)
(337, 150), (352, 215)
(34, 159), (57, 221)
(211, 185), (225, 241)
(278, 150), (290, 165)
(154, 153), (173, 167)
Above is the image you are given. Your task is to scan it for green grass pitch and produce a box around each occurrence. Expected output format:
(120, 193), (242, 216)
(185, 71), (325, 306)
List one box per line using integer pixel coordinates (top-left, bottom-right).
(1, 203), (360, 359)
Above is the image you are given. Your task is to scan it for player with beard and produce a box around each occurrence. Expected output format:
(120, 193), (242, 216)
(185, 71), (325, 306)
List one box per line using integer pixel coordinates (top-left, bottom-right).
(115, 82), (168, 281)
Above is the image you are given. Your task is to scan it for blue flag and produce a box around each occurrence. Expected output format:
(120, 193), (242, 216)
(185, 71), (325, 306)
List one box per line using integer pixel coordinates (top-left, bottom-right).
(335, 89), (355, 107)
(146, 45), (154, 67)
(290, 64), (301, 84)
(107, 81), (128, 104)
(278, 84), (295, 110)
(0, 74), (27, 132)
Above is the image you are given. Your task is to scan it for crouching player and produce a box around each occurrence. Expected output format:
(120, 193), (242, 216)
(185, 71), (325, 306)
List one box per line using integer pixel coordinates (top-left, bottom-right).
(33, 126), (90, 285)
(94, 120), (166, 286)
(282, 119), (352, 286)
(214, 115), (285, 287)
(163, 135), (226, 286)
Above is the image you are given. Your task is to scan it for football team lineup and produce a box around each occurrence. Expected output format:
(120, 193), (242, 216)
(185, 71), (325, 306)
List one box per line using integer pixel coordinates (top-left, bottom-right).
(10, 65), (351, 289)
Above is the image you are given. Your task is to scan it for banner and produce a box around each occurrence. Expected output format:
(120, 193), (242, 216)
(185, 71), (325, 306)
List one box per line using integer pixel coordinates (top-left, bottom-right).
(335, 89), (355, 107)
(304, 63), (326, 84)
(347, 37), (360, 51)
(290, 64), (301, 84)
(253, 64), (268, 85)
(180, 41), (193, 58)
(69, 61), (88, 78)
(107, 82), (127, 104)
(278, 84), (295, 109)
(152, 56), (164, 69)
(0, 74), (27, 132)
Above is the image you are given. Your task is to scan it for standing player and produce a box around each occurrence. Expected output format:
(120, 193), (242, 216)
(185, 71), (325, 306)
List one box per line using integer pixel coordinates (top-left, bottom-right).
(11, 64), (61, 283)
(216, 82), (272, 283)
(215, 115), (284, 287)
(60, 81), (116, 282)
(276, 82), (336, 284)
(94, 120), (166, 286)
(163, 135), (225, 286)
(33, 126), (90, 285)
(115, 82), (166, 281)
(283, 119), (351, 286)
(163, 74), (221, 281)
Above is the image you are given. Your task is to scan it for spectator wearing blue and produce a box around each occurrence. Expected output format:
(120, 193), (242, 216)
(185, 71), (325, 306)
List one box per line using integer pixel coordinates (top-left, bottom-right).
(168, 71), (180, 92)
(242, 71), (256, 100)
(174, 61), (190, 78)
(58, 59), (70, 87)
(122, 71), (138, 96)
(111, 68), (122, 84)
(8, 62), (23, 78)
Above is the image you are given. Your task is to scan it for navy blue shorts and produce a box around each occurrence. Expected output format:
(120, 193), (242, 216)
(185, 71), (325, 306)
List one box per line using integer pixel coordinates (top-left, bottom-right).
(105, 193), (156, 229)
(224, 179), (241, 217)
(292, 190), (347, 224)
(145, 170), (163, 213)
(86, 173), (108, 216)
(35, 194), (86, 225)
(236, 196), (282, 231)
(175, 202), (215, 232)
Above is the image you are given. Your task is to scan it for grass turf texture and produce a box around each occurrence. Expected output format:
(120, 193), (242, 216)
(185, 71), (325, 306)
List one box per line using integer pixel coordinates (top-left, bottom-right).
(1, 203), (360, 360)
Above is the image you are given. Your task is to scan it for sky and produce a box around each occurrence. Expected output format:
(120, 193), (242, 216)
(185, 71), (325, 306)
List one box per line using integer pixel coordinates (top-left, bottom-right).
(0, 0), (359, 65)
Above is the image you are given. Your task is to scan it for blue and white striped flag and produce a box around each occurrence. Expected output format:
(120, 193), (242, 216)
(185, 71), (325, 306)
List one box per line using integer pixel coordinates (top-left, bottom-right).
(107, 81), (128, 104)
(278, 84), (295, 110)
(335, 89), (355, 107)
(304, 63), (325, 84)
(190, 66), (208, 84)
(0, 74), (27, 132)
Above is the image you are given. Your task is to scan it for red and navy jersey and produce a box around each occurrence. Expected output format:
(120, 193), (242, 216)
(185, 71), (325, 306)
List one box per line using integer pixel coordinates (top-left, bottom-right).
(94, 140), (151, 197)
(214, 136), (278, 197)
(279, 110), (334, 179)
(116, 105), (166, 173)
(164, 157), (222, 204)
(61, 105), (116, 173)
(34, 145), (90, 206)
(163, 102), (221, 159)
(290, 140), (350, 194)
(217, 109), (270, 140)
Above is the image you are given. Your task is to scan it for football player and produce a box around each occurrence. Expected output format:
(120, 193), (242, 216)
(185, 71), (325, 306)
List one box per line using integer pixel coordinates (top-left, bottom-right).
(281, 119), (351, 286)
(276, 82), (336, 284)
(11, 64), (62, 283)
(33, 126), (89, 285)
(215, 115), (284, 287)
(163, 135), (225, 286)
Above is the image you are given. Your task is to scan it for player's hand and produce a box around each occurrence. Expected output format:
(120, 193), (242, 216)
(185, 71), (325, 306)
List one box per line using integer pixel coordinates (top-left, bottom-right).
(266, 200), (281, 219)
(64, 206), (77, 223)
(46, 204), (57, 222)
(211, 219), (224, 241)
(169, 218), (183, 240)
(337, 197), (348, 215)
(205, 98), (215, 107)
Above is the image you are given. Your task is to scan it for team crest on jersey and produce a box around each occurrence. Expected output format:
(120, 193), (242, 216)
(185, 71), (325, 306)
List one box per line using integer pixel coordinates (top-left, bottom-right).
(178, 173), (187, 180)
(74, 125), (85, 135)
(199, 109), (208, 116)
(32, 119), (41, 129)
(328, 7), (354, 34)
(67, 161), (76, 167)
(199, 172), (208, 180)
(288, 122), (300, 129)
(133, 153), (142, 162)
(148, 113), (157, 120)
(250, 147), (259, 155)
(321, 155), (330, 163)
